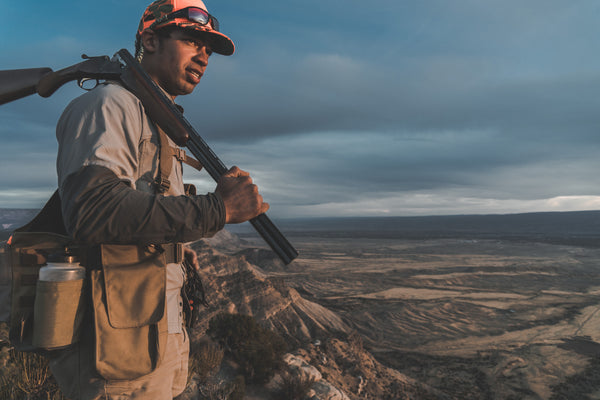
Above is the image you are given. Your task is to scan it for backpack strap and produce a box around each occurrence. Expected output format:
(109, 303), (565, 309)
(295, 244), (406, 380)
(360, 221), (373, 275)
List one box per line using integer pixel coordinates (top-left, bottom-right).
(14, 190), (67, 236)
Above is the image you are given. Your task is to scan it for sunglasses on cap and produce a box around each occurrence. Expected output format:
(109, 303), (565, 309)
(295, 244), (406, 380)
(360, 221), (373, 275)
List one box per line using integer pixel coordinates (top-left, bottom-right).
(150, 7), (220, 32)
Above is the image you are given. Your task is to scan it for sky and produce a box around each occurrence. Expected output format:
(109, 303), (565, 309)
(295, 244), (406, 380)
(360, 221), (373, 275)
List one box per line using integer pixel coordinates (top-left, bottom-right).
(3, 0), (600, 218)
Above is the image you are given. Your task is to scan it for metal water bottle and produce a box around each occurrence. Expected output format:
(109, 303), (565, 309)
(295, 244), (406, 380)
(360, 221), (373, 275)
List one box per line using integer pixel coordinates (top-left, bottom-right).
(33, 249), (86, 349)
(38, 253), (85, 282)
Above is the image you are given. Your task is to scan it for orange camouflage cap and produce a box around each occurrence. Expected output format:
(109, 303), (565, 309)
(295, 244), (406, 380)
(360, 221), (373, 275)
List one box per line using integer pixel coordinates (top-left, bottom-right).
(137, 0), (235, 55)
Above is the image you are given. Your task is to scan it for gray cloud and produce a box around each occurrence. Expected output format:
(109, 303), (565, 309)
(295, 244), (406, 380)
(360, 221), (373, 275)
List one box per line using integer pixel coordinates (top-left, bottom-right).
(3, 0), (600, 216)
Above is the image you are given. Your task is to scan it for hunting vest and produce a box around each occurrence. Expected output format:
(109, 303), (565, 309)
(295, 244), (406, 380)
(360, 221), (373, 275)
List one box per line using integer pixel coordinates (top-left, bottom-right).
(6, 82), (204, 380)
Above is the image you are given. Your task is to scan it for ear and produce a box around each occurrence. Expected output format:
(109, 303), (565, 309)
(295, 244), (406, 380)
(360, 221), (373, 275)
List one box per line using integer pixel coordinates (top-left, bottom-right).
(140, 30), (159, 53)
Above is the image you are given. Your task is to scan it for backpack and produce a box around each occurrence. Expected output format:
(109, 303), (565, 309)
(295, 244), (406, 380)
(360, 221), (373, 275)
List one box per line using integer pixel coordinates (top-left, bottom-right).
(1, 190), (80, 352)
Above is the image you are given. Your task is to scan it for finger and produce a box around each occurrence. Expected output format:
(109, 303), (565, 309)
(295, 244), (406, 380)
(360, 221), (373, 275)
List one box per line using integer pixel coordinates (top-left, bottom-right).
(226, 166), (247, 177)
(184, 248), (200, 270)
(230, 166), (250, 177)
(220, 166), (239, 178)
(260, 202), (270, 214)
(221, 166), (238, 178)
(184, 247), (196, 262)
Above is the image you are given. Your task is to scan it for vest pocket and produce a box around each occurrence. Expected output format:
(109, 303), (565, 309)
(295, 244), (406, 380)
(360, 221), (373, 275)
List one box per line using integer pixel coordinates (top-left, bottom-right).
(90, 244), (168, 380)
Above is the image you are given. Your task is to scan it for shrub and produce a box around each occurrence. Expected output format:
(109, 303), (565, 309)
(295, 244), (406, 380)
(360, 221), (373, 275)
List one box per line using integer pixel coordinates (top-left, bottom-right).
(229, 375), (245, 400)
(347, 330), (364, 354)
(188, 341), (224, 383)
(207, 313), (287, 384)
(276, 370), (316, 400)
(0, 348), (65, 399)
(198, 377), (245, 400)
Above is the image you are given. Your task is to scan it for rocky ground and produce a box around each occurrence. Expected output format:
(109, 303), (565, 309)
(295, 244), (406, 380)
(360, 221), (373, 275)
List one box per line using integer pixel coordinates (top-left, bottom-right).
(213, 230), (600, 399)
(183, 233), (438, 399)
(4, 224), (600, 399)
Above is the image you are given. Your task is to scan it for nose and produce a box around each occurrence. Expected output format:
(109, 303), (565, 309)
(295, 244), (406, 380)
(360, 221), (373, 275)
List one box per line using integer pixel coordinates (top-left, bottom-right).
(193, 45), (211, 66)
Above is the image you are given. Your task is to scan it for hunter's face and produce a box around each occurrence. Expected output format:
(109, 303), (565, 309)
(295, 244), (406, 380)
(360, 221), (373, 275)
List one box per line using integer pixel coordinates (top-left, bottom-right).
(147, 29), (213, 98)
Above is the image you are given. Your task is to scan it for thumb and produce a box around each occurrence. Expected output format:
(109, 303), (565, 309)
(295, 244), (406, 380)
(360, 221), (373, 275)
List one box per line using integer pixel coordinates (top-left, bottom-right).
(260, 202), (270, 214)
(224, 166), (249, 178)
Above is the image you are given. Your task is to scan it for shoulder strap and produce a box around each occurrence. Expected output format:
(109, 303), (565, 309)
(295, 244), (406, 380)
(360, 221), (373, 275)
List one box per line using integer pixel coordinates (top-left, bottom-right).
(155, 126), (203, 194)
(180, 151), (203, 171)
(14, 190), (67, 236)
(114, 81), (202, 194)
(155, 126), (173, 193)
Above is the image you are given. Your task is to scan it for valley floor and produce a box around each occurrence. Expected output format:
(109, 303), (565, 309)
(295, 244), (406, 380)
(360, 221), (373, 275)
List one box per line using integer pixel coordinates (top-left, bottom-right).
(239, 233), (600, 399)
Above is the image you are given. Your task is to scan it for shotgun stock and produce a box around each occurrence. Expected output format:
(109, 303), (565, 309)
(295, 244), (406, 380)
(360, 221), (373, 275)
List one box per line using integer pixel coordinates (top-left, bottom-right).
(0, 56), (122, 105)
(0, 50), (298, 265)
(0, 68), (52, 105)
(36, 55), (122, 98)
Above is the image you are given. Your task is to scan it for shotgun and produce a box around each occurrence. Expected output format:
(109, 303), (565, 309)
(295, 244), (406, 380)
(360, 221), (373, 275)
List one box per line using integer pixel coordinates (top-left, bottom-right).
(0, 49), (298, 265)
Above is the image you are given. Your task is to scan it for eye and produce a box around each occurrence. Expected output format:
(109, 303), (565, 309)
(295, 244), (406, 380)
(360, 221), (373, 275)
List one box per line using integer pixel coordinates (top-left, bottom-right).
(180, 37), (212, 55)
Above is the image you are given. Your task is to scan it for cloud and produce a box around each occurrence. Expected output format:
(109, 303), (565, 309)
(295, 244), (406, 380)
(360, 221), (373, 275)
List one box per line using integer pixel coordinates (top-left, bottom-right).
(3, 0), (600, 217)
(287, 193), (600, 218)
(180, 127), (600, 218)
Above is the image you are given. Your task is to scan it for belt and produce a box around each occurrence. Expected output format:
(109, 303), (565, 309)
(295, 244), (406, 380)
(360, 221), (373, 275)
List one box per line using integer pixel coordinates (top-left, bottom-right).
(158, 243), (185, 264)
(81, 243), (184, 269)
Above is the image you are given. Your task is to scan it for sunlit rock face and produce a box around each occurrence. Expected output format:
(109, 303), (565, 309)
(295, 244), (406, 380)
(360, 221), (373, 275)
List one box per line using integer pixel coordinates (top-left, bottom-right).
(189, 233), (350, 347)
(184, 231), (436, 399)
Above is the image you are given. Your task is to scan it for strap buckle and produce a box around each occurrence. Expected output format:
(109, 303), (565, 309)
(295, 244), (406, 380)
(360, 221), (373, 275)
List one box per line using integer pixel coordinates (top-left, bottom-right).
(154, 176), (170, 193)
(155, 243), (184, 264)
(174, 148), (186, 162)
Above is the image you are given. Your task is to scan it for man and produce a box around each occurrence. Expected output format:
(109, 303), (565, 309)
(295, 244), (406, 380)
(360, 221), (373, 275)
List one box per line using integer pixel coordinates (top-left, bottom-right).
(48, 0), (267, 398)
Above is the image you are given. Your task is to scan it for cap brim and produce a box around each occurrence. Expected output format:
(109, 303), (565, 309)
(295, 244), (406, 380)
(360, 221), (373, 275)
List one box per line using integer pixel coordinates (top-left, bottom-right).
(153, 20), (235, 56)
(194, 29), (235, 56)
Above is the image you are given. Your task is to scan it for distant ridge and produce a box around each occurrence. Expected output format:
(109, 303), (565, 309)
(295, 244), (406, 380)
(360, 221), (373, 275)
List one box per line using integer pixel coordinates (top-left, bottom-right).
(0, 209), (39, 240)
(231, 210), (600, 246)
(2, 208), (600, 245)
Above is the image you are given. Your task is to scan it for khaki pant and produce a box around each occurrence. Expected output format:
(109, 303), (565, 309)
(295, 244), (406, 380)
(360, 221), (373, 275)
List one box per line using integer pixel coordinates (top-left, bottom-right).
(49, 329), (189, 400)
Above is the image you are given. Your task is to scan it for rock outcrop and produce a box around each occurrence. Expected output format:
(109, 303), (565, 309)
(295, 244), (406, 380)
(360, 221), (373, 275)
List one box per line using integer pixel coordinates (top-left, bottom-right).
(183, 231), (443, 399)
(189, 237), (351, 347)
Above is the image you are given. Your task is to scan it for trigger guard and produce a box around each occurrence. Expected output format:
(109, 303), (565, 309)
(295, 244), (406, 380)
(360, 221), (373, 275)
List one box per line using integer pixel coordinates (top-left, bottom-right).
(78, 77), (99, 91)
